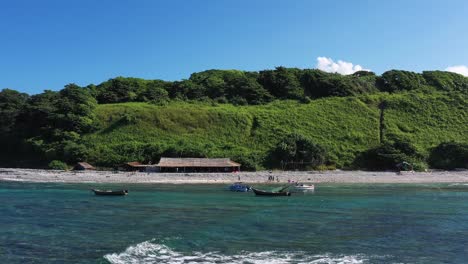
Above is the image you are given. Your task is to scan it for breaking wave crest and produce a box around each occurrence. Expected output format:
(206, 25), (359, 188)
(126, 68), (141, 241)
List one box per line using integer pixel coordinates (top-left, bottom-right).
(104, 240), (368, 264)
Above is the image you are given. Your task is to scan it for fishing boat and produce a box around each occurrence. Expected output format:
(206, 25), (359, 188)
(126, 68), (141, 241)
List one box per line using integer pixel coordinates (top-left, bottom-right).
(229, 182), (251, 192)
(252, 186), (291, 196)
(92, 189), (128, 196)
(292, 183), (315, 192)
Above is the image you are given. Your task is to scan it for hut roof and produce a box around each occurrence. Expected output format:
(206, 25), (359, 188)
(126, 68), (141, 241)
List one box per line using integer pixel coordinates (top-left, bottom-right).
(126, 161), (145, 167)
(75, 162), (95, 170)
(156, 158), (241, 168)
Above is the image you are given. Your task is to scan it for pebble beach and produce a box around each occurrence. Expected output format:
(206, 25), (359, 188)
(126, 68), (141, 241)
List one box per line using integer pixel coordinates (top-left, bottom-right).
(1, 168), (468, 184)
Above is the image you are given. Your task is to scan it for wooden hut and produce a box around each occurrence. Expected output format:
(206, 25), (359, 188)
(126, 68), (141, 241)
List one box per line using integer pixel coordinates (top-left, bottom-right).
(73, 162), (96, 171)
(155, 157), (241, 173)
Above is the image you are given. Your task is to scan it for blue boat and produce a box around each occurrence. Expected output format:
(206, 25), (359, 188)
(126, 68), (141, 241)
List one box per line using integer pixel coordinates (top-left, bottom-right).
(229, 182), (251, 192)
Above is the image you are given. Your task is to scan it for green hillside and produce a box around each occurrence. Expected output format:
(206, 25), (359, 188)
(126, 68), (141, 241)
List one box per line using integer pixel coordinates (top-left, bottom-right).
(83, 92), (467, 169)
(1, 68), (467, 170)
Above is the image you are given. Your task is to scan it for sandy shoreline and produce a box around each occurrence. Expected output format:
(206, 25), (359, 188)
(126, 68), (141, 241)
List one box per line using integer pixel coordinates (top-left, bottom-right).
(0, 168), (468, 184)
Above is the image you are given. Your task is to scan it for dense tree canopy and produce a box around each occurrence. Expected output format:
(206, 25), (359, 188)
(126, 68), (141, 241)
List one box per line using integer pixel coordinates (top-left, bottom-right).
(0, 67), (467, 169)
(353, 141), (425, 171)
(378, 70), (426, 92)
(269, 134), (328, 170)
(258, 67), (303, 99)
(422, 71), (468, 92)
(12, 84), (98, 164)
(95, 77), (171, 104)
(70, 68), (468, 106)
(0, 89), (29, 135)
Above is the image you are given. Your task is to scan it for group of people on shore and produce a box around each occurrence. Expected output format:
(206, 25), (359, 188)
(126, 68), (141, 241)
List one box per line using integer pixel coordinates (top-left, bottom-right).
(267, 175), (279, 182)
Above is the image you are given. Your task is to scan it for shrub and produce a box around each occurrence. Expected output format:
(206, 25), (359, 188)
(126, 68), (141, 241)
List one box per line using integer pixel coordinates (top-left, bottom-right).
(422, 71), (468, 92)
(48, 160), (68, 170)
(62, 141), (89, 163)
(428, 142), (468, 170)
(378, 70), (426, 93)
(231, 151), (264, 171)
(354, 140), (425, 171)
(268, 133), (327, 170)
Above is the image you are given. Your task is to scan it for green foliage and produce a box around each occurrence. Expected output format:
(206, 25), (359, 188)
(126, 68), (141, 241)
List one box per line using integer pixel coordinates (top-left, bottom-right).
(428, 142), (468, 169)
(354, 140), (425, 171)
(0, 89), (29, 135)
(96, 77), (171, 104)
(383, 92), (468, 150)
(353, 71), (376, 77)
(48, 160), (68, 170)
(55, 84), (98, 134)
(137, 81), (169, 103)
(12, 84), (98, 164)
(78, 91), (465, 170)
(1, 67), (467, 170)
(186, 70), (273, 104)
(268, 133), (328, 170)
(378, 70), (426, 93)
(258, 67), (303, 99)
(230, 151), (263, 171)
(422, 71), (468, 92)
(15, 90), (60, 140)
(301, 69), (379, 98)
(84, 98), (380, 169)
(82, 68), (468, 105)
(61, 141), (89, 163)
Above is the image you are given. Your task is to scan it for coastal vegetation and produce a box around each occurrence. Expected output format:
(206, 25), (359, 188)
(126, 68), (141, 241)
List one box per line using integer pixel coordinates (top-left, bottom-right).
(0, 68), (466, 171)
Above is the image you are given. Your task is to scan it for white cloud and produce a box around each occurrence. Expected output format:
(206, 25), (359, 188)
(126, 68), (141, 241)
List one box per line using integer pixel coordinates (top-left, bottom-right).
(445, 65), (468, 76)
(316, 57), (371, 75)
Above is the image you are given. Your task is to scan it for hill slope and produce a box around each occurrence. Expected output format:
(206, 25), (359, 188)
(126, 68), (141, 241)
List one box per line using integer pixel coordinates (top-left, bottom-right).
(83, 92), (467, 169)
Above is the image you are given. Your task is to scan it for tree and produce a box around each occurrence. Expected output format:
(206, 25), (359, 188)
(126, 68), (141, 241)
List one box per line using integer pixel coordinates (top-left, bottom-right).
(354, 140), (424, 171)
(428, 142), (468, 170)
(96, 77), (147, 103)
(301, 69), (379, 98)
(0, 89), (29, 135)
(14, 84), (98, 164)
(258, 67), (303, 99)
(186, 69), (272, 104)
(15, 90), (59, 140)
(422, 71), (468, 92)
(225, 73), (272, 105)
(55, 84), (98, 134)
(378, 70), (426, 93)
(269, 134), (327, 170)
(137, 80), (169, 103)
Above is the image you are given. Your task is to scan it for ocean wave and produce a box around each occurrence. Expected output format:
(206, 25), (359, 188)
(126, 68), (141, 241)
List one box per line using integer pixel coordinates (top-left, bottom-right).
(104, 240), (367, 264)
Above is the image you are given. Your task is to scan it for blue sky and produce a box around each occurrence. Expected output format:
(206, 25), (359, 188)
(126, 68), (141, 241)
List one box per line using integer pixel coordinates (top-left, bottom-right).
(1, 0), (468, 94)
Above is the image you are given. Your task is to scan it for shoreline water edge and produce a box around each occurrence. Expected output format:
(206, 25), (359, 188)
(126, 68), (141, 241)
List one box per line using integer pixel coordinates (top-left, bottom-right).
(0, 168), (468, 184)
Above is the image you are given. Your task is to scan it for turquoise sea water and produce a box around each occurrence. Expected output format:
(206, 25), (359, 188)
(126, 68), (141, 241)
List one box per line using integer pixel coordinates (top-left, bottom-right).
(2, 182), (468, 263)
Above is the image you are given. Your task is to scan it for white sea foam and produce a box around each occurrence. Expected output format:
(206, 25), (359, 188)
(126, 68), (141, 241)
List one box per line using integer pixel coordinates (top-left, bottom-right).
(104, 240), (368, 264)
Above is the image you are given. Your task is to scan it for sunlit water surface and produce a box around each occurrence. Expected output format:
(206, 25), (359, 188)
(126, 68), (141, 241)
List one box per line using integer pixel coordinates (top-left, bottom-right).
(2, 181), (468, 263)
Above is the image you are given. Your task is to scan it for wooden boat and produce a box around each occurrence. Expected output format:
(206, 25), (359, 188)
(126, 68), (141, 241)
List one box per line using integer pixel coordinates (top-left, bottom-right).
(292, 184), (315, 192)
(92, 189), (128, 196)
(252, 188), (291, 196)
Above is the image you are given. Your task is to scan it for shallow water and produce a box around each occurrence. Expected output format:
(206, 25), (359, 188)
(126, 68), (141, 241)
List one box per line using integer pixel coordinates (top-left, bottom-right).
(1, 182), (468, 263)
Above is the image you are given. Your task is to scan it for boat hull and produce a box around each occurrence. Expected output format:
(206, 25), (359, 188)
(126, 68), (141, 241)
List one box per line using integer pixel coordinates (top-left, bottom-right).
(229, 183), (251, 192)
(92, 189), (128, 196)
(252, 188), (291, 196)
(292, 185), (315, 192)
